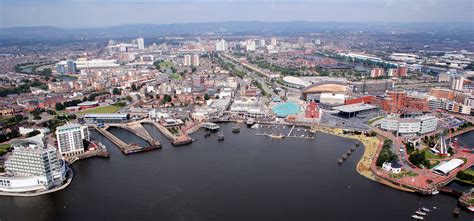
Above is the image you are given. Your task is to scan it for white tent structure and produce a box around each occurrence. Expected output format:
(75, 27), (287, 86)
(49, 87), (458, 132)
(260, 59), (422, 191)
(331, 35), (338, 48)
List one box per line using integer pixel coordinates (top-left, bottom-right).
(432, 159), (464, 176)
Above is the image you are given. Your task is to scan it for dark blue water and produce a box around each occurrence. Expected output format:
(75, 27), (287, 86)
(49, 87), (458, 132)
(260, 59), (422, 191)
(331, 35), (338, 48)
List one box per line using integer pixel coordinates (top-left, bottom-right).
(456, 130), (474, 148)
(0, 124), (472, 220)
(107, 127), (150, 148)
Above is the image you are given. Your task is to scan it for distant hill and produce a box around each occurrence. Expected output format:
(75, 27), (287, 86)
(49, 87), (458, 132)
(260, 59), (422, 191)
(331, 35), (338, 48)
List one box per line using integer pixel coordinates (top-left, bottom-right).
(1, 21), (472, 39)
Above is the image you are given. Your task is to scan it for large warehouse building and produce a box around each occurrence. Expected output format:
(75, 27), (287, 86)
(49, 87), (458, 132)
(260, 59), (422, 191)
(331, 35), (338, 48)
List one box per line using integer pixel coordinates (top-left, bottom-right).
(301, 81), (347, 105)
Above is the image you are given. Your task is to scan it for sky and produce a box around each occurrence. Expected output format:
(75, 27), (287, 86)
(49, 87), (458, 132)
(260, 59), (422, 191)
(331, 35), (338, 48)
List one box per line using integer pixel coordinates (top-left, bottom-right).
(0, 0), (472, 28)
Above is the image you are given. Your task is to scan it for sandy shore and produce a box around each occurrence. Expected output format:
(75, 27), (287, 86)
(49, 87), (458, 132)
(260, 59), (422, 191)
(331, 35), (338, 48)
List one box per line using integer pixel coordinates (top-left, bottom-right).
(312, 126), (415, 192)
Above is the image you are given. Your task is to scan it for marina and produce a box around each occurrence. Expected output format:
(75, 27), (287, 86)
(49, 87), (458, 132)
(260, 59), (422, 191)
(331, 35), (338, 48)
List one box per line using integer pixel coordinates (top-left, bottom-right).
(0, 124), (471, 220)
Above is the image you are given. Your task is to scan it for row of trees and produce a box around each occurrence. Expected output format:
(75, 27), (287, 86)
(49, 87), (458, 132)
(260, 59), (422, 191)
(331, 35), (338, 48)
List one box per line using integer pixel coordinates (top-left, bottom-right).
(0, 79), (48, 97)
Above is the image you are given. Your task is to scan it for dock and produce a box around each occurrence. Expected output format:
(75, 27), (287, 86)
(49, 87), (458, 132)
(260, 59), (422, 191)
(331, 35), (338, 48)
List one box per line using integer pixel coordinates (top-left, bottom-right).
(144, 120), (193, 146)
(89, 124), (161, 155)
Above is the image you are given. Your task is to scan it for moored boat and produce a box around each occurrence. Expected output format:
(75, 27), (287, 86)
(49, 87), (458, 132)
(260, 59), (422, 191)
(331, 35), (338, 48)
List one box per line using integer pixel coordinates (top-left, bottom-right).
(217, 131), (224, 141)
(421, 207), (430, 213)
(415, 210), (426, 216)
(411, 215), (424, 220)
(269, 134), (284, 139)
(232, 123), (240, 133)
(245, 118), (255, 127)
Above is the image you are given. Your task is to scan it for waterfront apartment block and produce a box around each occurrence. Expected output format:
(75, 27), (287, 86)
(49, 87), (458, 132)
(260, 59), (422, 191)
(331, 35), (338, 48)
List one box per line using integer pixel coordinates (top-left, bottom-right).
(0, 140), (66, 193)
(56, 124), (89, 157)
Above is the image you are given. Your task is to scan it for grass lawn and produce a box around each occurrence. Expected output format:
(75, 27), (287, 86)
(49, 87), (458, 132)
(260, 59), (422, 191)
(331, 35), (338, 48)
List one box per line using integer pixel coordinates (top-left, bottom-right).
(78, 105), (122, 115)
(169, 73), (181, 80)
(367, 116), (383, 125)
(159, 61), (173, 69)
(0, 143), (12, 155)
(464, 169), (474, 176)
(423, 149), (443, 159)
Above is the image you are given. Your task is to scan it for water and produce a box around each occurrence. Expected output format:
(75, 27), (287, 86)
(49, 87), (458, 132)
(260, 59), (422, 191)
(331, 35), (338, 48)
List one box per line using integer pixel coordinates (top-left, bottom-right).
(107, 127), (150, 148)
(456, 130), (474, 148)
(0, 124), (472, 220)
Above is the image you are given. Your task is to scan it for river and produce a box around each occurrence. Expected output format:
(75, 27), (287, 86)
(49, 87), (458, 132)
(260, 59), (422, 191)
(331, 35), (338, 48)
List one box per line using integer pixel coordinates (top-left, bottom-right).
(0, 124), (472, 220)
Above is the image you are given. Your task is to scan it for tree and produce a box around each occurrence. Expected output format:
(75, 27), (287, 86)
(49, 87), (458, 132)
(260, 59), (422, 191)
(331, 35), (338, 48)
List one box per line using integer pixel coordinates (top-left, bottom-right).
(112, 87), (121, 95)
(204, 93), (210, 100)
(191, 66), (197, 73)
(33, 115), (42, 120)
(55, 102), (64, 111)
(156, 94), (161, 100)
(195, 95), (201, 101)
(131, 84), (138, 91)
(163, 94), (172, 103)
(27, 130), (41, 137)
(125, 96), (133, 102)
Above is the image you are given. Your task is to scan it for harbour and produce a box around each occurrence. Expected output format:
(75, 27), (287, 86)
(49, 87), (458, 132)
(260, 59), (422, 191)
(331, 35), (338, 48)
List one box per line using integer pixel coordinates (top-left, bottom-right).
(0, 125), (471, 220)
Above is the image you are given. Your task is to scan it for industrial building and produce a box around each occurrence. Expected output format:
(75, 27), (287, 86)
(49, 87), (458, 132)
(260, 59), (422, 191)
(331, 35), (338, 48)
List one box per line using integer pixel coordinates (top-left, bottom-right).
(332, 103), (379, 118)
(83, 113), (130, 124)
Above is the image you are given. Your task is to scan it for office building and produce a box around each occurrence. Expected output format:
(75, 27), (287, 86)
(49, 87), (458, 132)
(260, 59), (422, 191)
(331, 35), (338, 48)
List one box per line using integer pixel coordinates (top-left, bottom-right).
(380, 115), (438, 136)
(271, 37), (277, 46)
(192, 54), (200, 66)
(0, 139), (67, 192)
(66, 60), (77, 74)
(56, 124), (89, 157)
(215, 39), (227, 51)
(246, 39), (256, 51)
(136, 37), (145, 50)
(184, 54), (192, 66)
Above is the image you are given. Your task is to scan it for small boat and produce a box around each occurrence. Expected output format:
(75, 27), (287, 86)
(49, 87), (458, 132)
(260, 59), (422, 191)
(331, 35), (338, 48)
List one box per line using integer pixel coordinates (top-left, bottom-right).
(245, 118), (255, 127)
(453, 207), (460, 216)
(269, 134), (284, 139)
(411, 215), (424, 220)
(251, 124), (259, 129)
(415, 210), (426, 216)
(432, 190), (439, 195)
(421, 207), (431, 213)
(217, 131), (224, 141)
(432, 206), (438, 210)
(338, 159), (343, 164)
(232, 123), (240, 133)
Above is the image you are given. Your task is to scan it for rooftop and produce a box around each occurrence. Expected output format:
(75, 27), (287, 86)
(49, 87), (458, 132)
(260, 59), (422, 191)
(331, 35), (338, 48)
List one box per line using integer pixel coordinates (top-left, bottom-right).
(333, 103), (378, 113)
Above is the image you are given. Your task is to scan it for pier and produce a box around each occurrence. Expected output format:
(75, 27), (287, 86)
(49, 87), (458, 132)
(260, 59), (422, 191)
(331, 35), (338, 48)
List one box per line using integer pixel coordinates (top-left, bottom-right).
(143, 120), (193, 146)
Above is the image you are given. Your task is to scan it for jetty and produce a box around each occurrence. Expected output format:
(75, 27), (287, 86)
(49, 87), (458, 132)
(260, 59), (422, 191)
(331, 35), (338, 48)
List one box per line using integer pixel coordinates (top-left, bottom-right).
(144, 120), (193, 146)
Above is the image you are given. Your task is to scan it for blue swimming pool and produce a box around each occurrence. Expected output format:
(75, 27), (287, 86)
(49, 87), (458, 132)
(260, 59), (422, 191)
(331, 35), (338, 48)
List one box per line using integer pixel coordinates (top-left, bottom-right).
(272, 101), (301, 117)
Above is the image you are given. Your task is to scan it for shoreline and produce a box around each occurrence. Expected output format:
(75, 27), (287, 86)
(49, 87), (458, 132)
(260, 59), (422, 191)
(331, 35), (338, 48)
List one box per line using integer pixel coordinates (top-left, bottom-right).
(311, 125), (415, 193)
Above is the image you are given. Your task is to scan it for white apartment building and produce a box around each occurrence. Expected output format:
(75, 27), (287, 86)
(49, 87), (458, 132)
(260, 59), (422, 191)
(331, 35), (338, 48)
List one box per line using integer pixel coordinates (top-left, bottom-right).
(0, 140), (67, 193)
(56, 124), (89, 157)
(192, 54), (200, 66)
(381, 115), (438, 136)
(184, 54), (192, 66)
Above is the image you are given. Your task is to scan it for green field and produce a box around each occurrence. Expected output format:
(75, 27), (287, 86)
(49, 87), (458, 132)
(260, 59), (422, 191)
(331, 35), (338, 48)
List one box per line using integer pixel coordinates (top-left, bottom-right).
(78, 105), (123, 115)
(423, 149), (443, 159)
(0, 144), (12, 155)
(158, 61), (173, 69)
(169, 73), (181, 80)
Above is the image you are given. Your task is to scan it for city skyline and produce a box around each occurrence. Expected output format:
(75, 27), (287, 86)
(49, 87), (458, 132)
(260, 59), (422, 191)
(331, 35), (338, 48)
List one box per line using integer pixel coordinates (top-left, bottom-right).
(0, 0), (473, 28)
